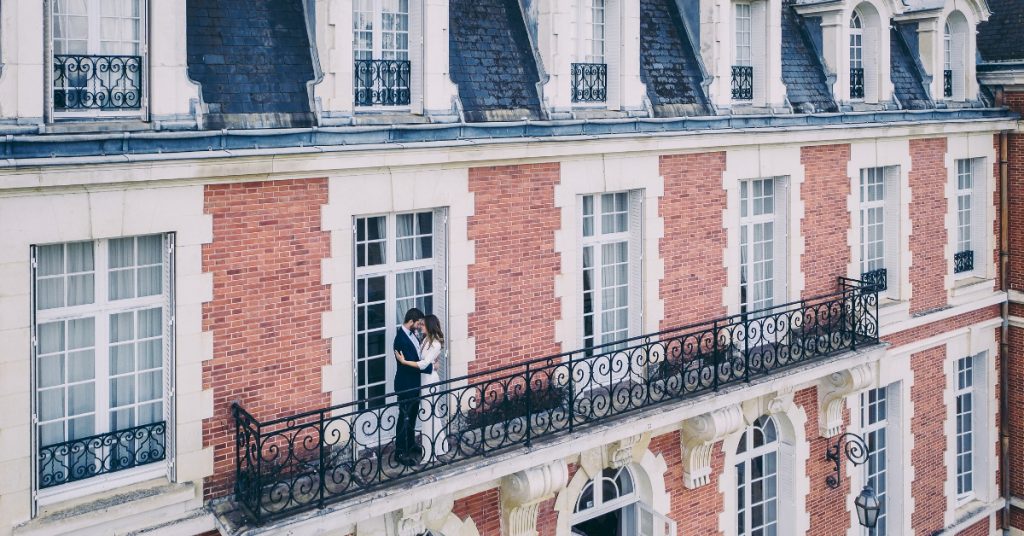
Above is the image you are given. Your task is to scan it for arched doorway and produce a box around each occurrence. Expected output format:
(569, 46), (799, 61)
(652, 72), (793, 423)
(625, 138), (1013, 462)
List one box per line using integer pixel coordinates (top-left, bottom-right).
(571, 466), (639, 536)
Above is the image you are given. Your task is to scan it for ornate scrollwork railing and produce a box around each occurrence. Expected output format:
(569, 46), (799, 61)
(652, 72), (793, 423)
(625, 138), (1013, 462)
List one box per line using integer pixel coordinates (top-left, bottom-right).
(944, 69), (953, 98)
(861, 268), (887, 293)
(850, 67), (865, 99)
(52, 55), (143, 111)
(732, 65), (753, 101)
(233, 278), (879, 524)
(571, 63), (608, 103)
(38, 421), (166, 488)
(354, 59), (411, 106)
(954, 250), (974, 274)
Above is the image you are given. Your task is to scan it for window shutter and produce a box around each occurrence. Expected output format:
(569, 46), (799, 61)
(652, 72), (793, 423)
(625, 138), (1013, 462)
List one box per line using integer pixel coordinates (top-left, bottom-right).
(751, 1), (768, 105)
(409, 0), (425, 114)
(777, 438), (797, 534)
(773, 177), (789, 304)
(952, 30), (967, 100)
(628, 190), (644, 338)
(971, 159), (987, 275)
(883, 167), (901, 297)
(163, 233), (176, 481)
(606, 0), (622, 110)
(863, 25), (879, 103)
(433, 208), (448, 380)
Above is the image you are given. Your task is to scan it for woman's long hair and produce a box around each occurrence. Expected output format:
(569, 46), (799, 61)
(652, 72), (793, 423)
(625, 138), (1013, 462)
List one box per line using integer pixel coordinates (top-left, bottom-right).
(422, 314), (445, 349)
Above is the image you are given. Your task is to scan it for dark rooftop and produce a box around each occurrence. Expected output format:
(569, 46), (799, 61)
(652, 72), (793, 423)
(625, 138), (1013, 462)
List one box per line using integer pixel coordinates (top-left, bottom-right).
(978, 0), (1024, 63)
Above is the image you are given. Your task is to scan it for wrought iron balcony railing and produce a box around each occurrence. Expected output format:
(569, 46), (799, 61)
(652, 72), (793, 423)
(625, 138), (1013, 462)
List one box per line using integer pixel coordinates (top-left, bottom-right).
(232, 278), (879, 524)
(944, 69), (953, 98)
(732, 65), (753, 101)
(850, 67), (865, 99)
(53, 54), (143, 111)
(354, 59), (411, 107)
(571, 63), (608, 103)
(861, 268), (887, 293)
(38, 421), (166, 488)
(954, 250), (974, 274)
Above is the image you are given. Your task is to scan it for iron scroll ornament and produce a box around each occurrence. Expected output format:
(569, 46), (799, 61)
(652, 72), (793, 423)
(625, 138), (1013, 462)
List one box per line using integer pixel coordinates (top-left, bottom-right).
(824, 432), (871, 489)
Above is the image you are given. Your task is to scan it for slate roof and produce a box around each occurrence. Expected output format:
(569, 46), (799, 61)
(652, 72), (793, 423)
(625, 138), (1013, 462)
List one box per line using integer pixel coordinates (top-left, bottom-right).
(978, 0), (1024, 62)
(638, 0), (712, 117)
(186, 0), (315, 129)
(890, 25), (933, 109)
(781, 6), (838, 113)
(449, 0), (544, 122)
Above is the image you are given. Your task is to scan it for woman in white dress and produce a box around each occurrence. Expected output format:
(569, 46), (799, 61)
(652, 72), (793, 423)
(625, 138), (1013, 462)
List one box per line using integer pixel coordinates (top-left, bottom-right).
(396, 314), (447, 461)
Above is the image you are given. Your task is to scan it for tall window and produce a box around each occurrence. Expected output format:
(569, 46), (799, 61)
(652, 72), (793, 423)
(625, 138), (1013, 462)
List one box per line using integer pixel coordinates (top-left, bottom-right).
(955, 159), (975, 274)
(849, 12), (864, 99)
(859, 167), (897, 293)
(732, 2), (754, 101)
(736, 416), (779, 536)
(860, 387), (889, 535)
(34, 235), (172, 489)
(944, 23), (953, 98)
(943, 12), (969, 101)
(353, 210), (446, 409)
(572, 0), (608, 103)
(955, 355), (976, 503)
(581, 192), (641, 351)
(353, 0), (411, 106)
(51, 0), (144, 112)
(740, 178), (786, 313)
(583, 0), (606, 64)
(735, 3), (752, 68)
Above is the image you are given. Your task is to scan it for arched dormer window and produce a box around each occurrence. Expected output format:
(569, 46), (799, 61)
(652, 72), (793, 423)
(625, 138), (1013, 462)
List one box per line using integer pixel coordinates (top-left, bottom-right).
(850, 12), (864, 99)
(849, 4), (882, 103)
(943, 12), (969, 101)
(571, 0), (613, 104)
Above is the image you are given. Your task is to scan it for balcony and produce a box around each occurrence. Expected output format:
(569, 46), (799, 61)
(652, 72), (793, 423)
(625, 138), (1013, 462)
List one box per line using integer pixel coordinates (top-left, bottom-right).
(732, 65), (753, 101)
(353, 59), (411, 107)
(38, 421), (166, 488)
(52, 55), (143, 112)
(944, 69), (953, 98)
(954, 250), (974, 274)
(231, 278), (879, 524)
(850, 67), (865, 99)
(571, 63), (608, 103)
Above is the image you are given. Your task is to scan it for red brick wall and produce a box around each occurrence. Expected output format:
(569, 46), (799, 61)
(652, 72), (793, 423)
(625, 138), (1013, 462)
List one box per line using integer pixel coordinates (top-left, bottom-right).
(1005, 92), (1023, 291)
(467, 163), (562, 376)
(659, 153), (728, 328)
(884, 305), (1001, 348)
(956, 516), (990, 535)
(801, 144), (853, 297)
(908, 138), (949, 315)
(910, 345), (948, 535)
(1011, 506), (1024, 531)
(452, 488), (501, 536)
(797, 387), (850, 536)
(1009, 326), (1024, 500)
(649, 430), (724, 536)
(201, 179), (332, 499)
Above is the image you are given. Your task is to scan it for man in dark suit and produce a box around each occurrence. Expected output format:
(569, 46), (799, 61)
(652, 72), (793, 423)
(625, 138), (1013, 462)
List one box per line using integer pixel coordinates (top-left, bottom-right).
(393, 307), (431, 466)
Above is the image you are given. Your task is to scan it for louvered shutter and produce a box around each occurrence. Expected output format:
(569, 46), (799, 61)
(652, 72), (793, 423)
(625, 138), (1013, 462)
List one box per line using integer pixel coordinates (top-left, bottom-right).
(751, 1), (768, 105)
(952, 30), (966, 100)
(629, 190), (644, 338)
(863, 25), (879, 103)
(970, 159), (987, 276)
(409, 0), (425, 114)
(777, 437), (797, 534)
(432, 208), (448, 380)
(883, 167), (901, 298)
(163, 233), (176, 481)
(606, 0), (622, 110)
(773, 177), (789, 305)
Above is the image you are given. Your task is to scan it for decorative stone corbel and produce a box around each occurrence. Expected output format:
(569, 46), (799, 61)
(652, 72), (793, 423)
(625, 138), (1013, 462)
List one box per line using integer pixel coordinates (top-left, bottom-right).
(680, 405), (745, 489)
(608, 433), (646, 469)
(818, 364), (873, 438)
(501, 460), (569, 536)
(395, 496), (456, 536)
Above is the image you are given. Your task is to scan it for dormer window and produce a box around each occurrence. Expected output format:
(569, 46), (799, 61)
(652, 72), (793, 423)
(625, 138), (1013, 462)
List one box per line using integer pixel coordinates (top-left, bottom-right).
(943, 12), (969, 101)
(732, 3), (754, 101)
(849, 12), (865, 99)
(49, 0), (145, 118)
(848, 5), (881, 103)
(572, 0), (608, 103)
(353, 0), (412, 107)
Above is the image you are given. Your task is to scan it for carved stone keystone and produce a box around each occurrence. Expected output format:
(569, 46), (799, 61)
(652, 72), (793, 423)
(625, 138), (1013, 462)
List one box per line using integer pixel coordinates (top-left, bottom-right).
(501, 459), (569, 536)
(680, 404), (745, 489)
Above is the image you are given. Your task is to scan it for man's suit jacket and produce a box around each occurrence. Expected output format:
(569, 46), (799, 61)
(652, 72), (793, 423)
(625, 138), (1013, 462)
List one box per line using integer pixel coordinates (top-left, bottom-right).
(394, 328), (433, 398)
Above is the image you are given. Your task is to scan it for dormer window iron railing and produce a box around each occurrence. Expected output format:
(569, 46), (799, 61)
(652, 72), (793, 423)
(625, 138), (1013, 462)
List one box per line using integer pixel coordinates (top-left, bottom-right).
(53, 55), (143, 111)
(571, 63), (608, 103)
(232, 277), (880, 525)
(353, 59), (412, 106)
(732, 65), (754, 100)
(850, 68), (866, 99)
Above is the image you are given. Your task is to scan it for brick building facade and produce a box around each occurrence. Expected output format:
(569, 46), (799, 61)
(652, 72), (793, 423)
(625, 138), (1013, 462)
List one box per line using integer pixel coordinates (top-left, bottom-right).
(0, 0), (1020, 535)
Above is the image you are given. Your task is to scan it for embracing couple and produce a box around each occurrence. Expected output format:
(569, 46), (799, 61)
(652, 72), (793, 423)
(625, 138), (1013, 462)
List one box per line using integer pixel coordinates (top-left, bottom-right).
(393, 307), (447, 467)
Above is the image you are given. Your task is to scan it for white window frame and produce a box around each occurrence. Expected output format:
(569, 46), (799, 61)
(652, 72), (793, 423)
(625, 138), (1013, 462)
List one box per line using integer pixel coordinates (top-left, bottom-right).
(953, 158), (987, 279)
(572, 466), (677, 535)
(31, 234), (174, 504)
(578, 0), (606, 64)
(47, 0), (148, 121)
(954, 354), (976, 504)
(849, 11), (864, 100)
(734, 2), (752, 68)
(858, 166), (900, 298)
(352, 0), (421, 111)
(739, 177), (787, 314)
(352, 210), (447, 407)
(735, 415), (780, 536)
(860, 386), (890, 536)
